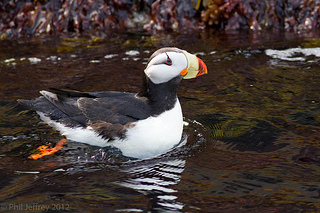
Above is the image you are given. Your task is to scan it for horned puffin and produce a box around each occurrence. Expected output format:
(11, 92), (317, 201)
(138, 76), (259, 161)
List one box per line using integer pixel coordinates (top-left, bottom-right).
(18, 47), (207, 159)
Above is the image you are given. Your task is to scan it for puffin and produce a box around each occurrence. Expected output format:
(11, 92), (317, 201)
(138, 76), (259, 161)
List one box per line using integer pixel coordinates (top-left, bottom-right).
(18, 47), (207, 159)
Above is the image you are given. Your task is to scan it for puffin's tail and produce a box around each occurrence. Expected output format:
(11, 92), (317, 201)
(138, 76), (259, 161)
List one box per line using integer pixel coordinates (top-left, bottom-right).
(17, 99), (36, 110)
(17, 92), (86, 127)
(17, 96), (54, 112)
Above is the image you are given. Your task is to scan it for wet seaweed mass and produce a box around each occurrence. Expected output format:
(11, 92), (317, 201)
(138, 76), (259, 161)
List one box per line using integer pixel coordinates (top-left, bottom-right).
(1, 0), (320, 38)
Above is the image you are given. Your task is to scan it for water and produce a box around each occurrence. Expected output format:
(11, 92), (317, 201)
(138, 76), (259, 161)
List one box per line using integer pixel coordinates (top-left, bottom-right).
(0, 31), (320, 212)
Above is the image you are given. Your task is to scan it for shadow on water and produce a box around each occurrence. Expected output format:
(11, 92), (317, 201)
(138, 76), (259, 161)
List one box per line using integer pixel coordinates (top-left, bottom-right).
(193, 114), (287, 153)
(0, 31), (320, 212)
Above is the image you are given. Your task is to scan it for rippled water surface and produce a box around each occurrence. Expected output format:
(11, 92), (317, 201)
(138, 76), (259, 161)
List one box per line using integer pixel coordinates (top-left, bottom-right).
(1, 31), (320, 212)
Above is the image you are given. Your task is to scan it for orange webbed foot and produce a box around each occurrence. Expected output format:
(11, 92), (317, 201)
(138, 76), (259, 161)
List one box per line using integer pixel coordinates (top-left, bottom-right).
(29, 138), (68, 160)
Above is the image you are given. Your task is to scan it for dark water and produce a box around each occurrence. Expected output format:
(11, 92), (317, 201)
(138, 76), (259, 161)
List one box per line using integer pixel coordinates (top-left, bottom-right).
(0, 31), (320, 212)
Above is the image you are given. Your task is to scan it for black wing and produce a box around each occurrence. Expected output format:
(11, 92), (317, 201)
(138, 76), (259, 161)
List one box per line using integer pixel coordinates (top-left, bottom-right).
(18, 88), (151, 127)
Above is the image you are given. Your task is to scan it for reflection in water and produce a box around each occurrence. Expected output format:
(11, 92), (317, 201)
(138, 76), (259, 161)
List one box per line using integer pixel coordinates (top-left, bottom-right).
(194, 114), (287, 153)
(265, 47), (320, 62)
(118, 158), (186, 212)
(265, 46), (320, 68)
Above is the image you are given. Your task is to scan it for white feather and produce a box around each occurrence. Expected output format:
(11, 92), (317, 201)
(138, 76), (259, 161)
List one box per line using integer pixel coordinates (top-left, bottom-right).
(37, 112), (109, 147)
(40, 90), (58, 101)
(144, 52), (187, 84)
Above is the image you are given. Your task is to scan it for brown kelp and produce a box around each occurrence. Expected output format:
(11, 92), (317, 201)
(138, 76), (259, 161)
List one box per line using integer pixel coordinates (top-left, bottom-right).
(1, 0), (320, 38)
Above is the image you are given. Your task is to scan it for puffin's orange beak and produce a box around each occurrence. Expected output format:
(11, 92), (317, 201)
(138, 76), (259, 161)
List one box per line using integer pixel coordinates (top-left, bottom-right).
(196, 57), (208, 77)
(180, 51), (208, 79)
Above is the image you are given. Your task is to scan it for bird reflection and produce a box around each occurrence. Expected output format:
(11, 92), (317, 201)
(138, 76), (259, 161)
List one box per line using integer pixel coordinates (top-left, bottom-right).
(117, 158), (186, 212)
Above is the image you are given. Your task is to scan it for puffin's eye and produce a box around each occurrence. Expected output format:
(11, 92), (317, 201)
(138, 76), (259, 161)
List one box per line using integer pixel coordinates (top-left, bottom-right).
(165, 53), (172, 66)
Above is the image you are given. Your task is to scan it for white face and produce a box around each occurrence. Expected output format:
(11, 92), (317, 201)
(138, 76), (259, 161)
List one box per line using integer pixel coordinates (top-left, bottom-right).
(144, 51), (187, 84)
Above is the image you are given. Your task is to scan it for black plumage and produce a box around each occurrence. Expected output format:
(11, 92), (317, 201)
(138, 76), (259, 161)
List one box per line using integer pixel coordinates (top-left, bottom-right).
(18, 69), (182, 140)
(18, 88), (154, 140)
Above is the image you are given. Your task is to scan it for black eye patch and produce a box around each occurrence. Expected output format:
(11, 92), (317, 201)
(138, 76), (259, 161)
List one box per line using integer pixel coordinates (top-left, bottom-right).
(165, 53), (172, 65)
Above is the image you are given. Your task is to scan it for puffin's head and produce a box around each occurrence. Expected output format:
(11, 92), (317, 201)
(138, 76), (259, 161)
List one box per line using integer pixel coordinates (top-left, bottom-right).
(144, 47), (208, 84)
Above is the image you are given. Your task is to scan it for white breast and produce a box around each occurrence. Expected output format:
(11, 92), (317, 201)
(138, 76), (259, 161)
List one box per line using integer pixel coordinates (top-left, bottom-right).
(111, 100), (184, 158)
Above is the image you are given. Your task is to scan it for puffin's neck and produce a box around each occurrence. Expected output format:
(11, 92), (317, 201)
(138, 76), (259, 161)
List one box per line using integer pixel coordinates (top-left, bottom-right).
(138, 75), (181, 115)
